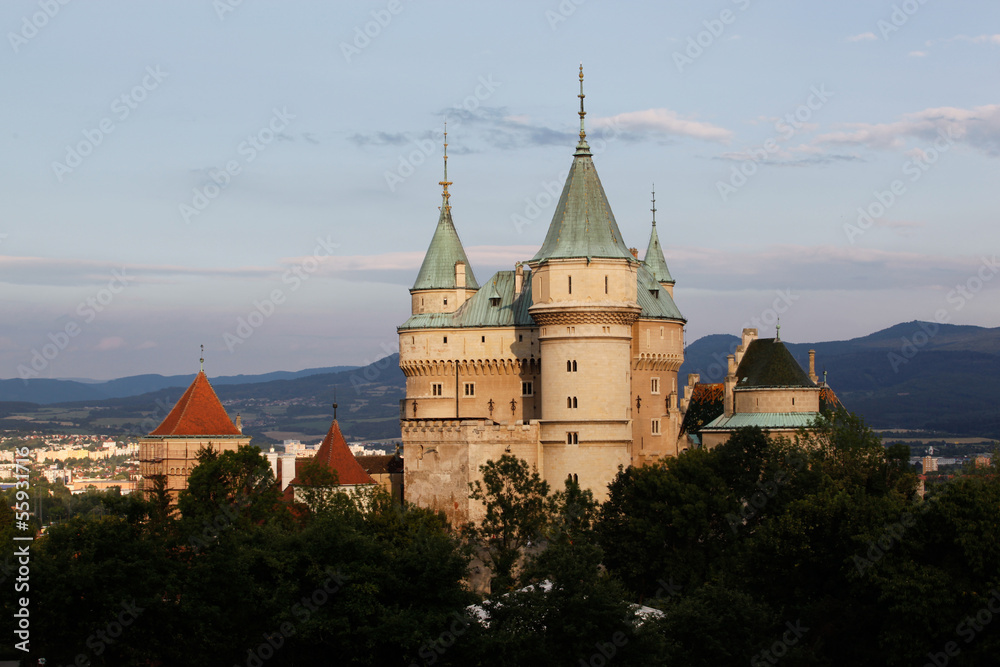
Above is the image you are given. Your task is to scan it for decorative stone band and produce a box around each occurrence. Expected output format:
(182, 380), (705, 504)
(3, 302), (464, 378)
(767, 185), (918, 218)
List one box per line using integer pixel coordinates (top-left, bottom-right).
(529, 305), (642, 327)
(633, 352), (684, 372)
(400, 357), (541, 378)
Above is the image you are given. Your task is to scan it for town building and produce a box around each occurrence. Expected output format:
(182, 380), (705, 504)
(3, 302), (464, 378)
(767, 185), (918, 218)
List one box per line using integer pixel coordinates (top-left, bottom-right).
(138, 363), (249, 502)
(398, 68), (686, 525)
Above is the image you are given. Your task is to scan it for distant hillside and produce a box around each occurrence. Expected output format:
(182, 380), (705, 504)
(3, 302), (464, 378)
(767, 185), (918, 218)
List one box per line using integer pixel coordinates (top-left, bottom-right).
(680, 322), (1000, 439)
(0, 365), (358, 404)
(3, 321), (998, 443)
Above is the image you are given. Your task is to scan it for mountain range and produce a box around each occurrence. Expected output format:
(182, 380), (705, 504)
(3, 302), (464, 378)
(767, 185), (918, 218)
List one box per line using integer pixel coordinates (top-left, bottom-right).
(1, 321), (997, 443)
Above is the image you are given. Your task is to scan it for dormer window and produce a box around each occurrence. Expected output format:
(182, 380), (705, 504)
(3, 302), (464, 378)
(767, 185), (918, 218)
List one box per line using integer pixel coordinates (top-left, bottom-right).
(650, 288), (659, 299)
(490, 296), (501, 307)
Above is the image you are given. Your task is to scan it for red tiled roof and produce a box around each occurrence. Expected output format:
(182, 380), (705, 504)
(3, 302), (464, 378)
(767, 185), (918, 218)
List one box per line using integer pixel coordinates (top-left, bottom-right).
(149, 371), (242, 437)
(287, 420), (375, 487)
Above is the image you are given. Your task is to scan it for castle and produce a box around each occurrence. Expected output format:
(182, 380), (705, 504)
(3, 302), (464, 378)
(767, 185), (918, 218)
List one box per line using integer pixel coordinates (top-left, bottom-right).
(398, 68), (687, 525)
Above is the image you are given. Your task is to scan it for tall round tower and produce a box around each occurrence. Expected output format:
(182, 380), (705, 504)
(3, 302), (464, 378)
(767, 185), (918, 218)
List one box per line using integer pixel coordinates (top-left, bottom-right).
(527, 66), (640, 494)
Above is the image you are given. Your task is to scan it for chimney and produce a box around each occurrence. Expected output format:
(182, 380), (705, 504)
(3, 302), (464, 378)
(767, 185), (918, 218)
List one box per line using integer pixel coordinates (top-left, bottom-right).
(724, 354), (736, 417)
(629, 247), (639, 258)
(514, 263), (524, 295)
(235, 413), (242, 433)
(808, 349), (818, 383)
(455, 261), (466, 289)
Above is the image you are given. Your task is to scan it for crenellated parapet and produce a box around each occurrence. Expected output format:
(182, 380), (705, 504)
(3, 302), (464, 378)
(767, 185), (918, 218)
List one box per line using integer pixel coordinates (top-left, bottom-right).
(633, 352), (683, 372)
(399, 357), (541, 377)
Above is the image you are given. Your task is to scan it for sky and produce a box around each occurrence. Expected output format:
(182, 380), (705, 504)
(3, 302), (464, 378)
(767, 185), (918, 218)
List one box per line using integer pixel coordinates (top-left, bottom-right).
(1, 0), (999, 380)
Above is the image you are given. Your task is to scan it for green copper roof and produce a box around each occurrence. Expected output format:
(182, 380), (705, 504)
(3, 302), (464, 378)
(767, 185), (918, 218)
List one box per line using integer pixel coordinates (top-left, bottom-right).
(636, 264), (685, 321)
(642, 223), (674, 284)
(400, 271), (534, 330)
(400, 266), (684, 330)
(736, 339), (816, 388)
(412, 205), (479, 291)
(530, 145), (635, 263)
(701, 412), (821, 431)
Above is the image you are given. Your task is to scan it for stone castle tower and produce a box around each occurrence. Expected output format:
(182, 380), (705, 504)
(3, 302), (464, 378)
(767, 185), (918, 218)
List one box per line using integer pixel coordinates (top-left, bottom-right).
(398, 68), (686, 525)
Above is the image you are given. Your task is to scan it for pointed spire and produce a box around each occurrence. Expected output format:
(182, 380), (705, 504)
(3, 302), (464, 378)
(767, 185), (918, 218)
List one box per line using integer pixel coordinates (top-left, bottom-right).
(576, 63), (591, 156)
(776, 318), (781, 342)
(412, 131), (480, 291)
(642, 187), (675, 284)
(199, 344), (204, 372)
(439, 122), (452, 211)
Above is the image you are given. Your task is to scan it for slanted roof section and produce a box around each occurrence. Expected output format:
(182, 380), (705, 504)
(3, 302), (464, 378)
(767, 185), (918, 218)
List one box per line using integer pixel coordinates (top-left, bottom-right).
(399, 270), (535, 330)
(305, 419), (375, 486)
(735, 339), (816, 389)
(701, 412), (821, 431)
(530, 147), (635, 263)
(150, 371), (241, 436)
(412, 205), (479, 291)
(642, 223), (674, 284)
(637, 265), (685, 321)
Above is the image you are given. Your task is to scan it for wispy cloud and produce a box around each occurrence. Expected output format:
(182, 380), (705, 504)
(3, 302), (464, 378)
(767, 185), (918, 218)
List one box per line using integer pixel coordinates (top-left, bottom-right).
(592, 108), (733, 143)
(815, 104), (1000, 156)
(847, 32), (877, 42)
(909, 51), (928, 57)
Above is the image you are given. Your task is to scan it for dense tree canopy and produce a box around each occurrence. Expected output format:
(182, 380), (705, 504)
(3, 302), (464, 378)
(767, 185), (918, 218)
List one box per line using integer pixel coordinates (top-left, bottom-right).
(2, 413), (998, 666)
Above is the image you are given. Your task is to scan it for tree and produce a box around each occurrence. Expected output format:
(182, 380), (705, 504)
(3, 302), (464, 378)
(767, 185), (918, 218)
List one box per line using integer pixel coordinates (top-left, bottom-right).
(466, 454), (549, 592)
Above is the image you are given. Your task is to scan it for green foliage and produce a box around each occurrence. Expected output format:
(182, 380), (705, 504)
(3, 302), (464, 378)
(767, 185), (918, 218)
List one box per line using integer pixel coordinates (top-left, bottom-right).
(466, 454), (550, 592)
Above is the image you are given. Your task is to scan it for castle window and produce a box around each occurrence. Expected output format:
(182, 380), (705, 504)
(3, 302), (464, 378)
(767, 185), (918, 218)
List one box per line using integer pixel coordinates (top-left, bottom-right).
(431, 383), (443, 396)
(569, 396), (578, 408)
(651, 419), (661, 435)
(443, 336), (448, 343)
(660, 327), (664, 339)
(651, 378), (660, 395)
(464, 382), (475, 397)
(573, 473), (579, 483)
(568, 276), (572, 294)
(482, 336), (486, 343)
(519, 334), (523, 342)
(792, 397), (795, 405)
(443, 297), (448, 306)
(605, 276), (608, 294)
(567, 432), (579, 445)
(522, 382), (533, 396)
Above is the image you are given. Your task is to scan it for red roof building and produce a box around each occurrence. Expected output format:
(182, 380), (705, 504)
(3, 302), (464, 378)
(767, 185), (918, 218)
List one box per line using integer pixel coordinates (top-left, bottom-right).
(284, 419), (376, 504)
(139, 370), (249, 502)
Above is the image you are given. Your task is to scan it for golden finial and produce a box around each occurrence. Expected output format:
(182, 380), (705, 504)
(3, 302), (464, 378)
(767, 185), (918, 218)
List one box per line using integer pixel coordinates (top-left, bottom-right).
(439, 121), (452, 211)
(199, 344), (204, 372)
(578, 63), (586, 141)
(651, 184), (657, 226)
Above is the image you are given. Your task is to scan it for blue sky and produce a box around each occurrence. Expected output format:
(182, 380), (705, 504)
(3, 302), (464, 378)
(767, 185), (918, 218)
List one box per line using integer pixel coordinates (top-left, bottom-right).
(1, 0), (998, 380)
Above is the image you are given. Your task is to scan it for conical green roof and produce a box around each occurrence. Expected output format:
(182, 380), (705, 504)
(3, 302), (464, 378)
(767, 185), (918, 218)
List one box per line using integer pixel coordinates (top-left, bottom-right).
(530, 143), (635, 263)
(412, 205), (479, 291)
(642, 223), (674, 284)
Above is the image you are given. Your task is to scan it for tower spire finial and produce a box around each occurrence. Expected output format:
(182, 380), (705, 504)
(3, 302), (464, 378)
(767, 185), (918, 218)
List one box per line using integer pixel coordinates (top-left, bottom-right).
(439, 121), (452, 211)
(578, 63), (586, 141)
(651, 184), (657, 226)
(776, 318), (781, 342)
(199, 344), (204, 372)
